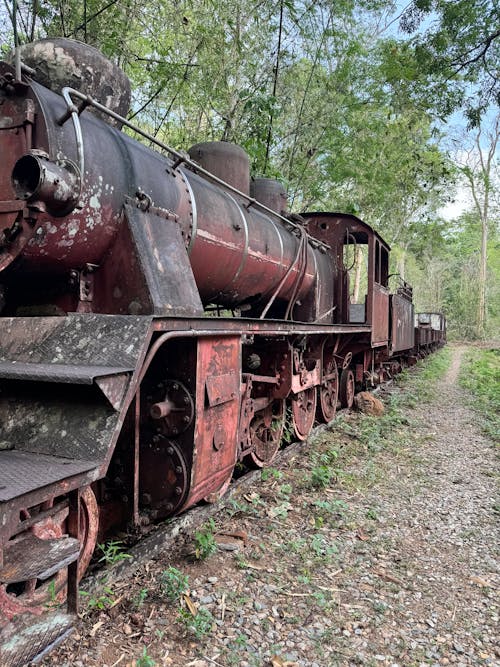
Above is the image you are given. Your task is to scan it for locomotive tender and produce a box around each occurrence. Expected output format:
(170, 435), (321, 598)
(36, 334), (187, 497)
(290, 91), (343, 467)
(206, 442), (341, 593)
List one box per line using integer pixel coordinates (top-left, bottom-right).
(0, 39), (445, 665)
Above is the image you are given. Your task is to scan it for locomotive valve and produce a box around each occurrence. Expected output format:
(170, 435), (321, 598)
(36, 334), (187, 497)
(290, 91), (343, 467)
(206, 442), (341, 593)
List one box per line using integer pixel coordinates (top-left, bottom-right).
(12, 153), (79, 216)
(150, 399), (176, 420)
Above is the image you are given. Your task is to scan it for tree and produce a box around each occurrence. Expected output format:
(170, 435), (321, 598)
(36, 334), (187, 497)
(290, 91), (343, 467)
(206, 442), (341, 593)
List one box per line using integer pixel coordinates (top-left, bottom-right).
(398, 0), (500, 125)
(456, 113), (499, 337)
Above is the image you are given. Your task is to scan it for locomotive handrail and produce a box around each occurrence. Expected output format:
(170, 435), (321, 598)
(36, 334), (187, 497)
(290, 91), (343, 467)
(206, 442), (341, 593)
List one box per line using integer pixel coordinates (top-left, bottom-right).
(58, 88), (85, 203)
(57, 87), (330, 252)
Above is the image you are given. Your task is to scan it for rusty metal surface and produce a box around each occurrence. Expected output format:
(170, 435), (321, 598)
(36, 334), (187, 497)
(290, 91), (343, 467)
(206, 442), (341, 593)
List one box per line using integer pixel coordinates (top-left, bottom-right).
(0, 610), (74, 667)
(371, 283), (389, 344)
(186, 171), (317, 309)
(188, 141), (250, 195)
(0, 450), (97, 502)
(185, 336), (240, 507)
(205, 371), (239, 407)
(0, 534), (79, 583)
(0, 69), (35, 273)
(122, 204), (203, 316)
(250, 178), (288, 215)
(390, 294), (415, 353)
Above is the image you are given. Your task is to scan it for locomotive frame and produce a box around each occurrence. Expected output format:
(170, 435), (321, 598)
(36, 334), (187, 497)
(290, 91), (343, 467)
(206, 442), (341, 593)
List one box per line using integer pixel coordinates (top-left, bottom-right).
(0, 43), (445, 666)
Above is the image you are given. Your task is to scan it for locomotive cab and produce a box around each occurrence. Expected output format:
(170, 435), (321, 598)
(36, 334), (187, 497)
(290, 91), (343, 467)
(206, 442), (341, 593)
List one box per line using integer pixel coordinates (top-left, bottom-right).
(303, 212), (390, 338)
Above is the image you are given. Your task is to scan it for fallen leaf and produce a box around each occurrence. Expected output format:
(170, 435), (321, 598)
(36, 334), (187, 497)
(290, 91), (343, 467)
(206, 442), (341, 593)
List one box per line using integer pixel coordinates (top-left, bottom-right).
(270, 656), (285, 667)
(220, 529), (247, 543)
(90, 620), (104, 637)
(357, 527), (369, 541)
(183, 593), (198, 616)
(470, 576), (492, 587)
(374, 569), (403, 586)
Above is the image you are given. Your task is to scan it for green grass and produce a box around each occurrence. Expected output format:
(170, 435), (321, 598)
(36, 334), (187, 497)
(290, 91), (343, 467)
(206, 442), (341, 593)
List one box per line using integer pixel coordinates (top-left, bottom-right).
(309, 349), (452, 492)
(459, 347), (500, 440)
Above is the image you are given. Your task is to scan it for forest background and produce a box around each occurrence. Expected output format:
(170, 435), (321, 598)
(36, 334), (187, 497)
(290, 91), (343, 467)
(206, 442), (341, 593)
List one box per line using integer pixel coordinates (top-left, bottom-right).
(1, 0), (499, 339)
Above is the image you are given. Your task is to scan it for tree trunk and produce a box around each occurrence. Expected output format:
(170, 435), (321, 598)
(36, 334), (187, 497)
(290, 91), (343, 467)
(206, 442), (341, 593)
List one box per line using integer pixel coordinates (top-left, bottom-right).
(476, 217), (488, 338)
(352, 245), (363, 303)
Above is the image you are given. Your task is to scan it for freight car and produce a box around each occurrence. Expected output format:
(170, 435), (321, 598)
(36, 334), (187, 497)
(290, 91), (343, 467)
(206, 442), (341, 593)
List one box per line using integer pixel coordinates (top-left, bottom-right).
(0, 39), (445, 666)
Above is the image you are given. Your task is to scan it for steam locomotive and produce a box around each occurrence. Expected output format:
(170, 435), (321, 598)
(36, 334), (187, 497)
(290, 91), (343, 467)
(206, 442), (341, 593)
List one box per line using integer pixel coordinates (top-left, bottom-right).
(0, 39), (445, 665)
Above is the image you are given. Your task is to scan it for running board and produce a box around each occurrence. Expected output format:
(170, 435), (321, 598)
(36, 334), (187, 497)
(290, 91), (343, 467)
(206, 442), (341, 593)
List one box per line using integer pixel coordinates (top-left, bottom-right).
(0, 534), (80, 584)
(0, 611), (74, 667)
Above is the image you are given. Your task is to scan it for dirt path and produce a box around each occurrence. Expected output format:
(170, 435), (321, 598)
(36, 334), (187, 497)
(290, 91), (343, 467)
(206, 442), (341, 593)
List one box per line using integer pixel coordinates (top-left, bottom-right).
(43, 347), (499, 667)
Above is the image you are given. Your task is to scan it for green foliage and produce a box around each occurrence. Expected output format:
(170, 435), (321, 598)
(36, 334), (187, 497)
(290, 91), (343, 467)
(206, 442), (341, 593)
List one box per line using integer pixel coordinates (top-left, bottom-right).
(398, 0), (500, 122)
(136, 647), (156, 667)
(194, 519), (217, 560)
(459, 348), (500, 439)
(313, 498), (349, 519)
(261, 467), (284, 482)
(132, 588), (148, 609)
(177, 606), (214, 639)
(308, 465), (332, 489)
(160, 567), (189, 602)
(97, 540), (131, 566)
(80, 584), (115, 611)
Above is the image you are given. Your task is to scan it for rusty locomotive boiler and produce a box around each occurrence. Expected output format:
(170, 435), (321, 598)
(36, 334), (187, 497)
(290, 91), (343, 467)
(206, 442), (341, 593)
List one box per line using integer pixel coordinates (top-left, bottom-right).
(0, 39), (445, 665)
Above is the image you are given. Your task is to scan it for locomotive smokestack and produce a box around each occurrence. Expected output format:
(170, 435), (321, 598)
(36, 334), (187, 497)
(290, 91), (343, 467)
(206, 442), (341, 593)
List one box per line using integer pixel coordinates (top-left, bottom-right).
(12, 153), (79, 216)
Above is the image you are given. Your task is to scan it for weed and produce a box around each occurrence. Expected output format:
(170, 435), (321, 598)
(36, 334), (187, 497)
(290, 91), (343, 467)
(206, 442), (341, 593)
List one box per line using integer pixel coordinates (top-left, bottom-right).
(234, 553), (249, 569)
(80, 584), (115, 611)
(278, 482), (292, 498)
(44, 579), (59, 608)
(317, 447), (339, 465)
(314, 498), (349, 518)
(310, 533), (338, 558)
(372, 600), (388, 614)
(261, 467), (283, 482)
(132, 588), (148, 609)
(309, 465), (331, 489)
(97, 539), (131, 566)
(135, 647), (156, 666)
(285, 537), (307, 553)
(194, 518), (217, 560)
(269, 501), (291, 519)
(232, 632), (248, 648)
(311, 590), (328, 608)
(365, 507), (378, 520)
(160, 566), (189, 602)
(177, 606), (214, 639)
(460, 348), (499, 439)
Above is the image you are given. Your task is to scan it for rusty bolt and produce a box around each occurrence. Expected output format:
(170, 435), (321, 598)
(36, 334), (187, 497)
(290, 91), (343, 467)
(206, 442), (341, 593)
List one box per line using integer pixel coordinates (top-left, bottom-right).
(173, 383), (179, 390)
(166, 446), (174, 456)
(152, 435), (160, 443)
(183, 396), (189, 404)
(174, 486), (182, 496)
(183, 415), (190, 423)
(165, 503), (174, 512)
(175, 466), (183, 474)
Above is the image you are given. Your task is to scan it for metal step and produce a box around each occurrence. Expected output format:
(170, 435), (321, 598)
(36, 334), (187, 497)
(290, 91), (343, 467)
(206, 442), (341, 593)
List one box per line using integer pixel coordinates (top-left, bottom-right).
(0, 610), (74, 667)
(0, 534), (80, 584)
